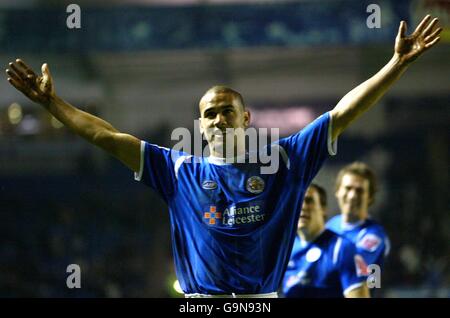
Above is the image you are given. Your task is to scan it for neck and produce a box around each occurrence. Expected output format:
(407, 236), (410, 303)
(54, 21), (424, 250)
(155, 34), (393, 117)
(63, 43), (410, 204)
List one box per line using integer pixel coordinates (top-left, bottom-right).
(298, 226), (323, 243)
(209, 144), (246, 159)
(342, 210), (368, 223)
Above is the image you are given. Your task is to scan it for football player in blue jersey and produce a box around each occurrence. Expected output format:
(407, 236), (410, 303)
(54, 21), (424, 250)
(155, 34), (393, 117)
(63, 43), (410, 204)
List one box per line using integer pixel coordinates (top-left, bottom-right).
(327, 162), (390, 279)
(6, 15), (441, 297)
(282, 184), (369, 298)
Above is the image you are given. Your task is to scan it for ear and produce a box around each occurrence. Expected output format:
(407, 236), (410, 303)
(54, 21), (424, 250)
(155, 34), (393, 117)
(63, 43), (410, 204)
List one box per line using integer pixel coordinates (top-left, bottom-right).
(243, 110), (251, 128)
(368, 195), (375, 206)
(321, 212), (327, 224)
(198, 117), (205, 135)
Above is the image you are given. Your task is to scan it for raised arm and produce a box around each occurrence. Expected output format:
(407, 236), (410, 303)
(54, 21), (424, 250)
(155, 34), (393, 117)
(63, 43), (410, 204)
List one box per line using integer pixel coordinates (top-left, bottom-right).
(330, 15), (442, 140)
(6, 59), (141, 172)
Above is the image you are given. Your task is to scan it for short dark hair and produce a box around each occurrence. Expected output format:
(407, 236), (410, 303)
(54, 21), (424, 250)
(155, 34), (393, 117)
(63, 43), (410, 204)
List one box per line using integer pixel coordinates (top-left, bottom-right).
(200, 85), (245, 111)
(335, 162), (377, 204)
(309, 183), (327, 209)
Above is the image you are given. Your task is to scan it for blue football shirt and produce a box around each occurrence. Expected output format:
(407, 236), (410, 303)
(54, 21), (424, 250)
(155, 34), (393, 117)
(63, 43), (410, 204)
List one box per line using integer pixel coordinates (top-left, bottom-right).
(326, 215), (390, 271)
(282, 229), (366, 298)
(135, 112), (336, 294)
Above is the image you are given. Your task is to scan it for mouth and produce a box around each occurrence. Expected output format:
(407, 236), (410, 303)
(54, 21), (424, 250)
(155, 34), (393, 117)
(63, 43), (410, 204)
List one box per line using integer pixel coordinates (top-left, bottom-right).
(212, 129), (228, 136)
(299, 214), (310, 221)
(346, 201), (360, 207)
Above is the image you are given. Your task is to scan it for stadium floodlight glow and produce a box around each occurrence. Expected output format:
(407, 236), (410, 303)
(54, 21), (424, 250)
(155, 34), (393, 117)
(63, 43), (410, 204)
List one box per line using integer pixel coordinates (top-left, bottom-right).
(172, 279), (184, 294)
(8, 102), (22, 124)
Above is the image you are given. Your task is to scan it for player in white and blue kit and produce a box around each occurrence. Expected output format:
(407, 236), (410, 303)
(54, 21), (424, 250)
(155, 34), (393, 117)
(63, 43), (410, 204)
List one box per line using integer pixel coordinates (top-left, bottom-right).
(327, 162), (390, 281)
(6, 15), (441, 297)
(282, 184), (369, 298)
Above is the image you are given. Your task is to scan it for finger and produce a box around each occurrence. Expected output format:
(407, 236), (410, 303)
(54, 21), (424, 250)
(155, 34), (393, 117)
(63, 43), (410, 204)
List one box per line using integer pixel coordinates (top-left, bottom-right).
(425, 27), (443, 42)
(26, 74), (39, 89)
(41, 63), (51, 77)
(9, 62), (28, 80)
(7, 77), (26, 92)
(398, 21), (407, 38)
(6, 68), (23, 83)
(8, 77), (40, 101)
(413, 14), (432, 35)
(16, 58), (37, 77)
(424, 36), (440, 49)
(41, 63), (52, 85)
(422, 18), (439, 37)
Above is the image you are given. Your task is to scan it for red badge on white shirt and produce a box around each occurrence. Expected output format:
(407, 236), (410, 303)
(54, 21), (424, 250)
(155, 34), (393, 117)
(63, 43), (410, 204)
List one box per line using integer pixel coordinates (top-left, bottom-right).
(357, 233), (382, 252)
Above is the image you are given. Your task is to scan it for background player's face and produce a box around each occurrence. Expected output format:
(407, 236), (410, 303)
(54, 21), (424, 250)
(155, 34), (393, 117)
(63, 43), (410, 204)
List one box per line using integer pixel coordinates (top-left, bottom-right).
(336, 173), (370, 220)
(199, 92), (250, 155)
(298, 187), (325, 233)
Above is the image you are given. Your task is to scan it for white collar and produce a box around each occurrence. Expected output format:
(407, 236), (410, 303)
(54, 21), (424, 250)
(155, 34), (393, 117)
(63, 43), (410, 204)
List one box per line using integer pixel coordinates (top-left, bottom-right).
(207, 152), (249, 165)
(341, 218), (366, 230)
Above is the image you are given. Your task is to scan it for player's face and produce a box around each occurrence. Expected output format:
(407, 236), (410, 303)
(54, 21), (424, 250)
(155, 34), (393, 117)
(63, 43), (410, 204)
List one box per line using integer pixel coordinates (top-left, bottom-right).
(298, 187), (325, 232)
(199, 92), (250, 155)
(336, 173), (370, 220)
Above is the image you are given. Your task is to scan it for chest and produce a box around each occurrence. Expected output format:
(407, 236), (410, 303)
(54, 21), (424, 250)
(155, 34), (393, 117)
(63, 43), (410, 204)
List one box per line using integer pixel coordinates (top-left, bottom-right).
(179, 163), (276, 202)
(288, 244), (338, 281)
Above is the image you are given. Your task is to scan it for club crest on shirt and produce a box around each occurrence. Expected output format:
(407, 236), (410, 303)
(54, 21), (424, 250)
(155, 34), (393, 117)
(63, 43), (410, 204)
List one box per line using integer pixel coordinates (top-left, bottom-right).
(357, 233), (382, 252)
(246, 176), (265, 194)
(202, 180), (218, 190)
(306, 247), (322, 262)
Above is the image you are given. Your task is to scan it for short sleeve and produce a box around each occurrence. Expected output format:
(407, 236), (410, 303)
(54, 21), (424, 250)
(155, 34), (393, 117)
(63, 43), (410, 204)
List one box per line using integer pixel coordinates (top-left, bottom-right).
(277, 112), (337, 185)
(337, 239), (366, 295)
(355, 229), (389, 268)
(134, 141), (179, 202)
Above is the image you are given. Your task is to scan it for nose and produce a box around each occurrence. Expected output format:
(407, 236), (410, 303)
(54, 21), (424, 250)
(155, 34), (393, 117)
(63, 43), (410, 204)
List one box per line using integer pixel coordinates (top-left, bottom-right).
(347, 189), (357, 200)
(213, 112), (226, 127)
(302, 202), (311, 211)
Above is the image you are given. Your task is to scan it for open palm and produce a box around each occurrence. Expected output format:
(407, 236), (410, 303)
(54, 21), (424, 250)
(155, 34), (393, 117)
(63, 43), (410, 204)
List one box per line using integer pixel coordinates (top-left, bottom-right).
(395, 15), (442, 64)
(6, 59), (55, 105)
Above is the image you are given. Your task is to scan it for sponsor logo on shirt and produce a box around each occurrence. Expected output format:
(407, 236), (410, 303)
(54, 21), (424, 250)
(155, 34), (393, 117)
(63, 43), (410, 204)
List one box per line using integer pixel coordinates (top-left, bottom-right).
(246, 176), (265, 194)
(357, 233), (382, 252)
(203, 206), (222, 225)
(202, 202), (265, 227)
(202, 180), (218, 190)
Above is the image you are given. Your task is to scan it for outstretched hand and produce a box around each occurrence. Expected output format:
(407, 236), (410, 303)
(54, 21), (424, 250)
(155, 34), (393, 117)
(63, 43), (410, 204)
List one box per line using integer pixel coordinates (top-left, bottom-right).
(395, 15), (442, 64)
(6, 59), (55, 106)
